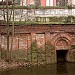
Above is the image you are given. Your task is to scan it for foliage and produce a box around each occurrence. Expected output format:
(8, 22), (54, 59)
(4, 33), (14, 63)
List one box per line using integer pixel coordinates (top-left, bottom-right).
(71, 45), (75, 49)
(14, 21), (64, 25)
(11, 49), (27, 62)
(31, 42), (37, 51)
(28, 42), (46, 63)
(68, 5), (72, 9)
(0, 6), (69, 9)
(46, 42), (54, 50)
(11, 16), (75, 25)
(0, 49), (6, 59)
(45, 42), (55, 63)
(30, 42), (38, 63)
(0, 41), (55, 63)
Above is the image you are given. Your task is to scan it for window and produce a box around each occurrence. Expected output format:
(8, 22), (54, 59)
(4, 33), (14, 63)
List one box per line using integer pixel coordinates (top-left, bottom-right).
(56, 0), (68, 6)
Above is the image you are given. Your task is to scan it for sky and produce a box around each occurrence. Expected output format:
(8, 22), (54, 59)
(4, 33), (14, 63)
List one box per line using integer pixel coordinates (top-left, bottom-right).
(0, 0), (5, 1)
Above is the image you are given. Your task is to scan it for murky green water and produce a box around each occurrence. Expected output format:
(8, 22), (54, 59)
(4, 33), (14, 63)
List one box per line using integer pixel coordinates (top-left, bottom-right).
(0, 63), (75, 75)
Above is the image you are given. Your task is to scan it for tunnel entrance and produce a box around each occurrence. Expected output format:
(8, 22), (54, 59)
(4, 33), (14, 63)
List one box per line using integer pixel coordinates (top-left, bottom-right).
(56, 50), (68, 63)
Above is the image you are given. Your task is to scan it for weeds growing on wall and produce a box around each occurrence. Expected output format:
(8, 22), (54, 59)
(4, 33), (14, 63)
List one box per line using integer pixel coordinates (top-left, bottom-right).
(71, 45), (75, 49)
(28, 41), (55, 64)
(71, 45), (75, 62)
(0, 49), (6, 60)
(0, 41), (55, 64)
(45, 42), (55, 64)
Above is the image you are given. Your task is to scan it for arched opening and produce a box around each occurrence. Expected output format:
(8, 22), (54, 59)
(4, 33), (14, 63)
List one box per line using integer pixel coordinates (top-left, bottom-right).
(56, 50), (68, 63)
(55, 38), (69, 63)
(51, 33), (72, 63)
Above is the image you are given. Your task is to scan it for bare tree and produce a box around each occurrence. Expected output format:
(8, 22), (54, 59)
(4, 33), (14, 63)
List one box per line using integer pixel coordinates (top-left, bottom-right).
(10, 0), (15, 61)
(2, 0), (6, 21)
(6, 0), (10, 62)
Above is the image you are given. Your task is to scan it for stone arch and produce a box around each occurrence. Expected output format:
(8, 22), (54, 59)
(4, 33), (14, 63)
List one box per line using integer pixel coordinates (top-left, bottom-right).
(56, 38), (68, 46)
(51, 33), (72, 62)
(55, 37), (70, 50)
(51, 33), (72, 46)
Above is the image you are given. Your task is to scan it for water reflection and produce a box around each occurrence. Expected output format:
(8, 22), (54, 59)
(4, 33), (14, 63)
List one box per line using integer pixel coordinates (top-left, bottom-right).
(57, 63), (68, 75)
(0, 63), (75, 75)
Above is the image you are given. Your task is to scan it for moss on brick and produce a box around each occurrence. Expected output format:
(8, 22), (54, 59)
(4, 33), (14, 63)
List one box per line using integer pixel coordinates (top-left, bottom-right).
(71, 45), (75, 49)
(0, 6), (68, 9)
(12, 16), (75, 25)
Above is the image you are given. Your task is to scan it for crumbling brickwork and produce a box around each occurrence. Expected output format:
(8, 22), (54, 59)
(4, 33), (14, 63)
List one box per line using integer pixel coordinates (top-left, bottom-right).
(0, 24), (75, 63)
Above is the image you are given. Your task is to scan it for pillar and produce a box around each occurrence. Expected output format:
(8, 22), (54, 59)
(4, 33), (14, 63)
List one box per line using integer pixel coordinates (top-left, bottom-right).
(46, 0), (54, 6)
(50, 0), (53, 6)
(46, 0), (50, 6)
(53, 0), (56, 6)
(41, 0), (46, 6)
(72, 0), (75, 6)
(68, 0), (72, 5)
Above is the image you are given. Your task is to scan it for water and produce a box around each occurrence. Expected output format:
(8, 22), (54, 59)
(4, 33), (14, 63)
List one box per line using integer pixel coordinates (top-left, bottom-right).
(0, 63), (75, 75)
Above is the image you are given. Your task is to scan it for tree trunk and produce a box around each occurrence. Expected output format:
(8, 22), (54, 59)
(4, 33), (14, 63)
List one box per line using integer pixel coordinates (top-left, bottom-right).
(6, 0), (10, 62)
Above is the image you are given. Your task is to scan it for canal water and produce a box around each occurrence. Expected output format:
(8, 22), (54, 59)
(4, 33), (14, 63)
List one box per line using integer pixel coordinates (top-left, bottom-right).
(0, 63), (75, 75)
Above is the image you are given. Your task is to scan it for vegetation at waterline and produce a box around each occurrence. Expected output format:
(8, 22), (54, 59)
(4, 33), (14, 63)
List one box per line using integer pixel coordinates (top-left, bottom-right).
(0, 41), (55, 64)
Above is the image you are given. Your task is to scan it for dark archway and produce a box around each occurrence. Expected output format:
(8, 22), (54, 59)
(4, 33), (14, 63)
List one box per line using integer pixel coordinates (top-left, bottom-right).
(56, 50), (68, 63)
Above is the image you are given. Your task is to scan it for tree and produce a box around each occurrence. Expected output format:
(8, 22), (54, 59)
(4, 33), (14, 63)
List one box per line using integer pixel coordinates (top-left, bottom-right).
(6, 0), (10, 62)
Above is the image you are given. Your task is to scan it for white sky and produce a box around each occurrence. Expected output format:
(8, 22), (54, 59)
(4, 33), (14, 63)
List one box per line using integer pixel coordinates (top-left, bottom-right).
(0, 0), (5, 1)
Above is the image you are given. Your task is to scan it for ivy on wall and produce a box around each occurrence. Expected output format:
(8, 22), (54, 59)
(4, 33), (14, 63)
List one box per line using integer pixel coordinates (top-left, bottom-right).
(71, 45), (75, 62)
(0, 41), (55, 64)
(45, 42), (55, 64)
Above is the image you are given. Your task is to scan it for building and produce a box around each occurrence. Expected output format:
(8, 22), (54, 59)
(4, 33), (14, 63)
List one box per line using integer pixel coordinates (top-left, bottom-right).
(0, 0), (75, 64)
(41, 0), (68, 6)
(20, 0), (34, 6)
(20, 0), (75, 6)
(41, 0), (75, 6)
(26, 0), (34, 5)
(0, 0), (75, 6)
(20, 0), (26, 6)
(0, 24), (75, 63)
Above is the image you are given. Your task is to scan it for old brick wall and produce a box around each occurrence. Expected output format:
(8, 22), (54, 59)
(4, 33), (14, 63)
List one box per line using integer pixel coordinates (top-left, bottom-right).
(0, 24), (75, 63)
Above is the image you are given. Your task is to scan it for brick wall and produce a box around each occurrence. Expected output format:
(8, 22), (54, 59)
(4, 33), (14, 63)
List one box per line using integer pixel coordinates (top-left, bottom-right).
(0, 24), (75, 63)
